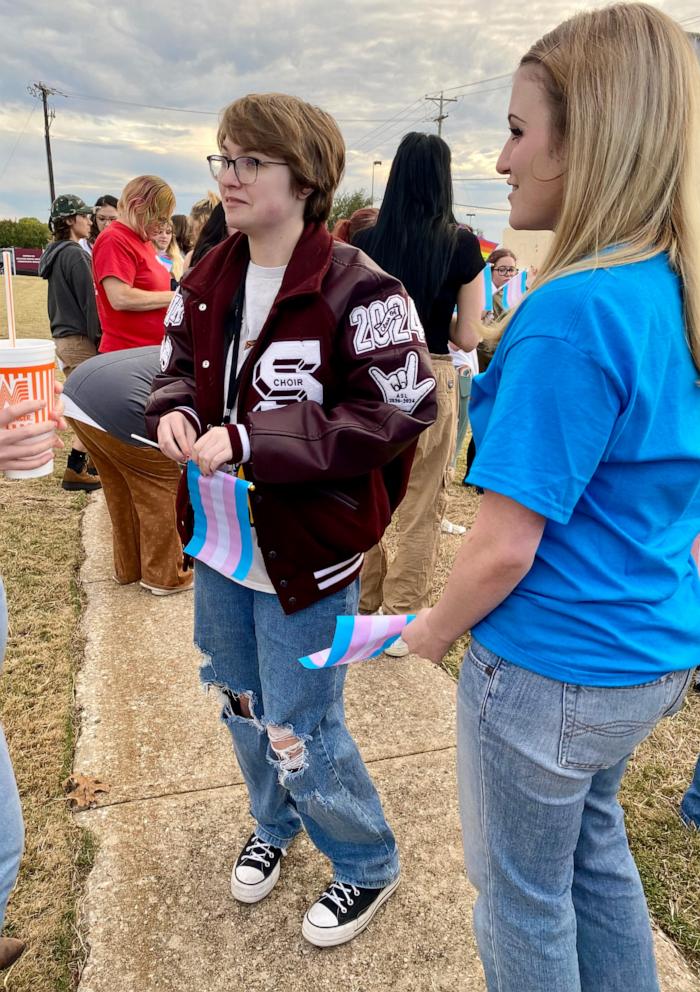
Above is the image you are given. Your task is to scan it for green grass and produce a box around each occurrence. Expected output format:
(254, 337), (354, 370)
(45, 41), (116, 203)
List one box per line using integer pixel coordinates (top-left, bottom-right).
(0, 276), (95, 991)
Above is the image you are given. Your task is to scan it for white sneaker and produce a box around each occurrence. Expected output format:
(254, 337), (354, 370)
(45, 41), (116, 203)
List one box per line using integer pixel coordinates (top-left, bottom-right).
(441, 518), (466, 535)
(302, 876), (400, 947)
(383, 636), (409, 658)
(139, 579), (193, 596)
(231, 833), (285, 904)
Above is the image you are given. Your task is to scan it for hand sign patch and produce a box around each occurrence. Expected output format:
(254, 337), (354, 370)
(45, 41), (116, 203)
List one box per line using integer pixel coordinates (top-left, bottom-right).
(369, 351), (435, 413)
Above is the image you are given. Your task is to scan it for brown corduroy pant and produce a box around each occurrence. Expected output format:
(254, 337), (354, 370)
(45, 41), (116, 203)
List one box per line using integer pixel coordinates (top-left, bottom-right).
(359, 357), (458, 615)
(68, 420), (190, 591)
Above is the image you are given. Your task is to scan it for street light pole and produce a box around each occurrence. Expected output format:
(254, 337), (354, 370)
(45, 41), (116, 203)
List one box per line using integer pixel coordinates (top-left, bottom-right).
(371, 160), (382, 206)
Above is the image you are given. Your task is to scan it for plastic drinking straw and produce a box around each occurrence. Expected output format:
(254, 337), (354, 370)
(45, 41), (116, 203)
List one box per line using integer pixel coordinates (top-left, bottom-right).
(2, 251), (17, 346)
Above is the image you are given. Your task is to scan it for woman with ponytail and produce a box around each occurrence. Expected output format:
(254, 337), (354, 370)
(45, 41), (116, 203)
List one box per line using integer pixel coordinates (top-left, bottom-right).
(405, 6), (700, 990)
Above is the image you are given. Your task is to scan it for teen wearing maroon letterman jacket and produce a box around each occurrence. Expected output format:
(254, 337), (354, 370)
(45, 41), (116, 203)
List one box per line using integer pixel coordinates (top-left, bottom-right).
(147, 226), (437, 612)
(145, 93), (436, 949)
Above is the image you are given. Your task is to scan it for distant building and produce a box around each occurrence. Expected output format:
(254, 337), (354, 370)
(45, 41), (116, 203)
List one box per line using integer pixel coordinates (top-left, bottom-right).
(501, 228), (553, 270)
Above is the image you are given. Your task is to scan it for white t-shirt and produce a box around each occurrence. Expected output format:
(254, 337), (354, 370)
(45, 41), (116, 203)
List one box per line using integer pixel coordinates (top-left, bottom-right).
(448, 341), (479, 378)
(222, 262), (286, 593)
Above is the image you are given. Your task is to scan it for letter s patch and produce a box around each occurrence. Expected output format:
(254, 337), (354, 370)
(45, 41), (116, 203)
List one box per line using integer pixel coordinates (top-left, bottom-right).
(160, 335), (173, 372)
(164, 291), (184, 328)
(252, 341), (323, 410)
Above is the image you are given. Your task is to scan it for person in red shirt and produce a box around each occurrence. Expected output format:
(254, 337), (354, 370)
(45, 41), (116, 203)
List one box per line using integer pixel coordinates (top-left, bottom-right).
(92, 175), (175, 352)
(83, 176), (188, 595)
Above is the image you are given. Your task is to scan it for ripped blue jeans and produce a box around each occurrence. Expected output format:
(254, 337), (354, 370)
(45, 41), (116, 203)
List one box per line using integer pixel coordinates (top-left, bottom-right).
(194, 562), (399, 888)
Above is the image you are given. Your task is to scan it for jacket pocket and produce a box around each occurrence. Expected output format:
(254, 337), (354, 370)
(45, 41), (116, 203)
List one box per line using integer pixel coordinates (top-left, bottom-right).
(322, 488), (360, 511)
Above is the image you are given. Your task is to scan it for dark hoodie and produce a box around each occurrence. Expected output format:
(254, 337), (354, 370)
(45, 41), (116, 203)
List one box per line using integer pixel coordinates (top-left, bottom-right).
(38, 240), (101, 344)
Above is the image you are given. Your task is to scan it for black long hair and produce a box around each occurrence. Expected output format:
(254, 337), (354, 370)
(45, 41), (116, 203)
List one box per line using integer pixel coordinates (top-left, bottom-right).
(89, 194), (118, 243)
(352, 132), (457, 326)
(190, 203), (229, 266)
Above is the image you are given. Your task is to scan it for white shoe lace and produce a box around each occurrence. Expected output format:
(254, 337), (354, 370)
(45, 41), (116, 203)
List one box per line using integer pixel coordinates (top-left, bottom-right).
(322, 881), (360, 915)
(242, 838), (276, 869)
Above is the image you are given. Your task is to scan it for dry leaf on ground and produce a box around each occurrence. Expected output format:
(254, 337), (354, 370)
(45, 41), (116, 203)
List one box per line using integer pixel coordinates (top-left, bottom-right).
(63, 773), (110, 810)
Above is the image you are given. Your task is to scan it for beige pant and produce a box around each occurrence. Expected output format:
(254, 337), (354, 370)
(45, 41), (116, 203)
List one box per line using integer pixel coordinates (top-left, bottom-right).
(69, 420), (190, 591)
(55, 335), (98, 377)
(360, 357), (457, 614)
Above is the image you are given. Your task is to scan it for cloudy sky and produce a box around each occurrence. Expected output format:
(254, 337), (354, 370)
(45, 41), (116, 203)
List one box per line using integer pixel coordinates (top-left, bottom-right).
(1, 0), (698, 242)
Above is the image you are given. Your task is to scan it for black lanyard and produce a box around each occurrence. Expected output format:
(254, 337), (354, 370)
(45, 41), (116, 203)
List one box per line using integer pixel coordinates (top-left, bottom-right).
(222, 263), (248, 421)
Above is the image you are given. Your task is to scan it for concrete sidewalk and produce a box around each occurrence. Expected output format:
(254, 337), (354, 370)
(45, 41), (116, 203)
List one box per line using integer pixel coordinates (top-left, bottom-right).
(74, 493), (699, 992)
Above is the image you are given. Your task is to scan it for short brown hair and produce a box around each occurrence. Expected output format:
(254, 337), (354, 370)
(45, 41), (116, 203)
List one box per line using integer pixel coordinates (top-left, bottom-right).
(217, 93), (345, 224)
(51, 217), (74, 242)
(487, 247), (517, 268)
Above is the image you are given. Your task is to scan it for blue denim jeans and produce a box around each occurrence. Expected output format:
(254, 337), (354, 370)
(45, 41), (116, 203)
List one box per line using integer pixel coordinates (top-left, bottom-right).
(194, 562), (399, 888)
(681, 754), (700, 827)
(0, 581), (24, 928)
(457, 637), (693, 992)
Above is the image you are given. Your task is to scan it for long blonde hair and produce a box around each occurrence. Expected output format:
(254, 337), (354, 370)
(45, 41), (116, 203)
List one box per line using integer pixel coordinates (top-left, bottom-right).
(499, 4), (700, 375)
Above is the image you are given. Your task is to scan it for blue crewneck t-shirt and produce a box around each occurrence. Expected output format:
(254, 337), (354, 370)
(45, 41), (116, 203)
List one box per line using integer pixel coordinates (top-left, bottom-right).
(468, 253), (700, 686)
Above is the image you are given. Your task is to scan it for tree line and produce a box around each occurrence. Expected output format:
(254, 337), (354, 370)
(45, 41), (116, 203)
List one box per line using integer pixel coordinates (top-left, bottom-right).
(0, 218), (52, 249)
(0, 190), (371, 251)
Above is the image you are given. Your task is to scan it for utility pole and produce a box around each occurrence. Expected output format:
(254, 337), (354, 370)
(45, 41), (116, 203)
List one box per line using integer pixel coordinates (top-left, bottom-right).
(425, 91), (458, 137)
(28, 81), (63, 205)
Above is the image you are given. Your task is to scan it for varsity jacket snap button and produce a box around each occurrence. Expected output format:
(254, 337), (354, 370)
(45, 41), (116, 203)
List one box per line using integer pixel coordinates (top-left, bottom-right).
(202, 360), (210, 369)
(288, 597), (297, 607)
(254, 494), (262, 504)
(279, 579), (288, 589)
(198, 303), (207, 311)
(268, 550), (278, 560)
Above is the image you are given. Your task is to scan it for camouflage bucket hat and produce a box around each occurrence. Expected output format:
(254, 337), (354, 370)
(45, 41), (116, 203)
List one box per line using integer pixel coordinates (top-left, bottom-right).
(50, 194), (95, 222)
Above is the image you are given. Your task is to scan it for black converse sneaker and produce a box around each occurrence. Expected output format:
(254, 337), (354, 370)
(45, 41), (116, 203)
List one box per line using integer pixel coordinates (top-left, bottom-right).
(302, 876), (400, 947)
(231, 834), (285, 904)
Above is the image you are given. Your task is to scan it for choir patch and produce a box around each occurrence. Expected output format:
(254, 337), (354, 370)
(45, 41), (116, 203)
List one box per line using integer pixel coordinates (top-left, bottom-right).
(350, 294), (425, 354)
(164, 291), (184, 328)
(369, 351), (435, 414)
(252, 340), (323, 411)
(160, 335), (173, 372)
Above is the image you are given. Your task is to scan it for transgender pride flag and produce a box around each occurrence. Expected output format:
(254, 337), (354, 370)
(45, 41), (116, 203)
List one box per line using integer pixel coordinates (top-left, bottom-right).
(501, 269), (528, 310)
(299, 613), (416, 670)
(184, 461), (254, 581)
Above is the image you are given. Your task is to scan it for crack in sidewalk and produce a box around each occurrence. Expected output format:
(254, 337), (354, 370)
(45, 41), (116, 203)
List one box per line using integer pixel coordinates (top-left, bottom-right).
(75, 743), (457, 814)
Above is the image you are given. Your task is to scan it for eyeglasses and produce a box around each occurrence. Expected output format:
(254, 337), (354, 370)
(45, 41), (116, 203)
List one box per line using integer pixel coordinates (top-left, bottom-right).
(95, 214), (116, 225)
(493, 266), (519, 276)
(207, 154), (287, 185)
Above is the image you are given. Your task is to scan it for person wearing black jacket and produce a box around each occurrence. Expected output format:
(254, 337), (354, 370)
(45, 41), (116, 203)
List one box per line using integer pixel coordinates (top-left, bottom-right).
(39, 194), (102, 492)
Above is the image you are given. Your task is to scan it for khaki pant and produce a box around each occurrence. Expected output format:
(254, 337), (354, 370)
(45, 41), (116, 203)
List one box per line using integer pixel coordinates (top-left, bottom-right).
(360, 357), (458, 614)
(68, 420), (189, 591)
(55, 335), (98, 377)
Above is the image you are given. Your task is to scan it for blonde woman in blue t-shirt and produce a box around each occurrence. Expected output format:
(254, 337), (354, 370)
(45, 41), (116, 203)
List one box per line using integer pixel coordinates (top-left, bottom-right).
(405, 6), (700, 991)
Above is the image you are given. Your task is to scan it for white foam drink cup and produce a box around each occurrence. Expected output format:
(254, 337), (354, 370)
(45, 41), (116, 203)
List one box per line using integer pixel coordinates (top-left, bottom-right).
(0, 339), (57, 479)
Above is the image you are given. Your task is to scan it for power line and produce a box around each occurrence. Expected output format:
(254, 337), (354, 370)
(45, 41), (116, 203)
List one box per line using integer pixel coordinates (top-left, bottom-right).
(441, 72), (513, 94)
(62, 89), (414, 123)
(354, 113), (428, 153)
(353, 98), (427, 150)
(0, 105), (36, 182)
(454, 201), (510, 213)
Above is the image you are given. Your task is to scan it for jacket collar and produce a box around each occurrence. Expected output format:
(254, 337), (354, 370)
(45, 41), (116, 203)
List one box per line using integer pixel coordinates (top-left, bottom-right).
(181, 222), (334, 303)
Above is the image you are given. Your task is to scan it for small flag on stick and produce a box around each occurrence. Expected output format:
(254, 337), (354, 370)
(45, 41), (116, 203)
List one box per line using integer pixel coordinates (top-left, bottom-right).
(501, 269), (528, 311)
(299, 613), (416, 669)
(184, 461), (254, 581)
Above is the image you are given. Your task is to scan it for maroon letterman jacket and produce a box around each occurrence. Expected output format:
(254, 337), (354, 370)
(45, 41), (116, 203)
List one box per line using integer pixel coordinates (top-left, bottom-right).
(145, 222), (437, 614)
